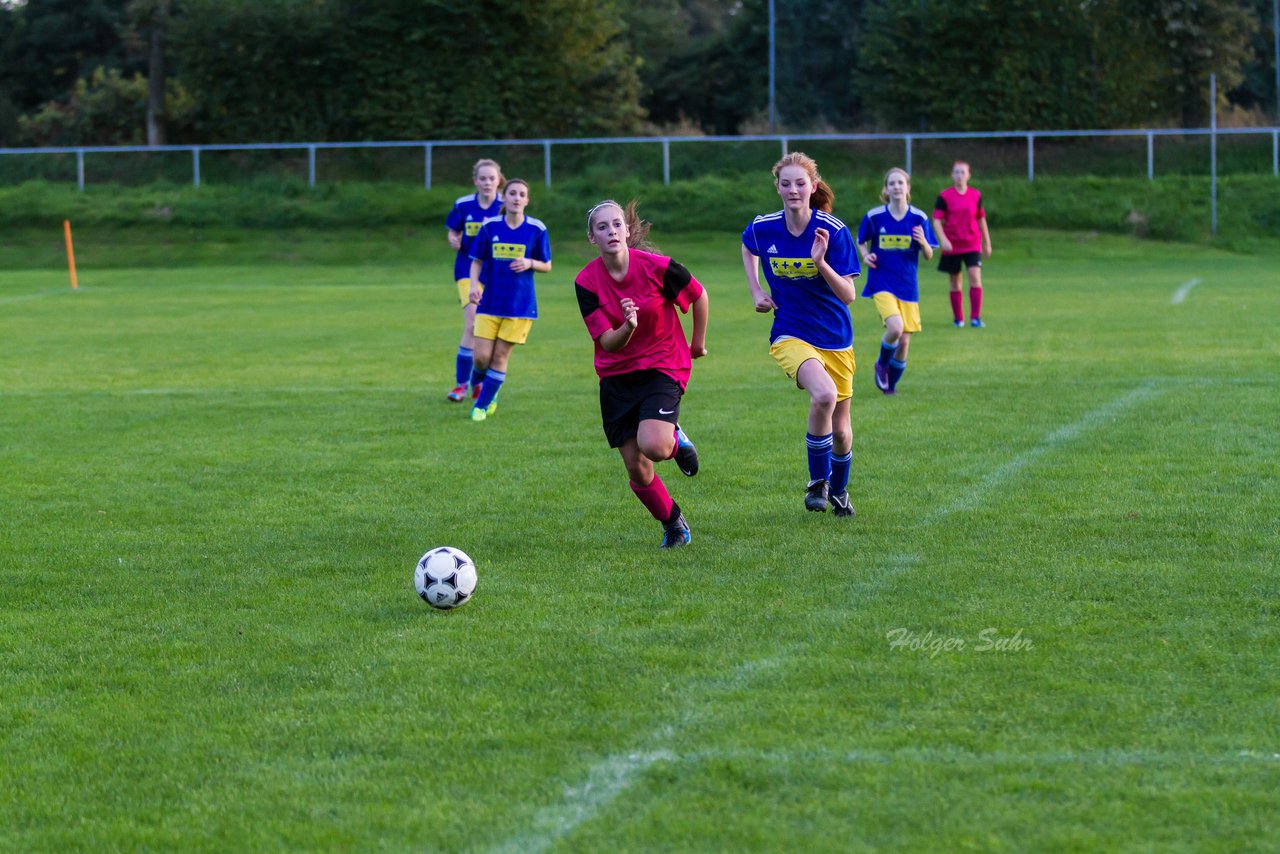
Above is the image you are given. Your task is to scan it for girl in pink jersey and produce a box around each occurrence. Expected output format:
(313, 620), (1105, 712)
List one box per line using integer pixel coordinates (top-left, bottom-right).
(932, 160), (993, 327)
(575, 201), (709, 548)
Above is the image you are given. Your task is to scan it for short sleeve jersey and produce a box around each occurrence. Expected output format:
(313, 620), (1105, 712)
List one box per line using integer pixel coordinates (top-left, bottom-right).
(932, 187), (985, 255)
(857, 205), (938, 302)
(741, 210), (860, 351)
(574, 249), (705, 390)
(469, 215), (551, 319)
(446, 193), (503, 280)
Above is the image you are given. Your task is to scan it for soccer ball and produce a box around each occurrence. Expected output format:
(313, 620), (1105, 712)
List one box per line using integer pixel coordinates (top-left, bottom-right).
(414, 547), (477, 610)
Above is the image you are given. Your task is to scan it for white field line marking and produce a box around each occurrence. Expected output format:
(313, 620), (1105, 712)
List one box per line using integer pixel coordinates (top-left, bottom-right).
(922, 383), (1162, 524)
(488, 656), (785, 854)
(677, 746), (1280, 768)
(1171, 277), (1202, 305)
(496, 385), (1165, 851)
(0, 288), (72, 305)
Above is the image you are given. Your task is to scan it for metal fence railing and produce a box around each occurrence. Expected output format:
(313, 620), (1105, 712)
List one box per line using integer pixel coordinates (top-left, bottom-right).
(1, 127), (1278, 191)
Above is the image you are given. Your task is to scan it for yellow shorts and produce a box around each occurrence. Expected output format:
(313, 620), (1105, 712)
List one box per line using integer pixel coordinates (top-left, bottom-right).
(769, 337), (855, 402)
(873, 292), (922, 333)
(457, 278), (483, 307)
(474, 314), (533, 345)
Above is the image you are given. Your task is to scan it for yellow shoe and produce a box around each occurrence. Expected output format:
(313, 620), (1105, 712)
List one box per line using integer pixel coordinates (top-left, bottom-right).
(470, 407), (486, 422)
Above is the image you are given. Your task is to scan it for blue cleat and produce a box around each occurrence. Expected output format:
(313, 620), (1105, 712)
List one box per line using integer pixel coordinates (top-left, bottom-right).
(970, 317), (985, 328)
(954, 319), (965, 328)
(874, 362), (891, 393)
(660, 512), (691, 548)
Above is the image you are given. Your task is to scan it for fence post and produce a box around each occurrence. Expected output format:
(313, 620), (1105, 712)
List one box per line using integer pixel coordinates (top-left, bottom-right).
(76, 149), (85, 192)
(662, 138), (670, 186)
(1147, 133), (1154, 180)
(905, 135), (912, 175)
(1210, 73), (1217, 236)
(1027, 134), (1034, 182)
(424, 144), (432, 190)
(544, 141), (551, 187)
(780, 137), (788, 159)
(307, 145), (316, 187)
(1273, 130), (1278, 177)
(193, 148), (201, 188)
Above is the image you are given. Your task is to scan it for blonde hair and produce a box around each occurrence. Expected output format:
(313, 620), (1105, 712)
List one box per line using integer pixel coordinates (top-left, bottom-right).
(586, 199), (655, 251)
(499, 178), (530, 216)
(772, 151), (834, 213)
(472, 158), (506, 190)
(879, 167), (911, 203)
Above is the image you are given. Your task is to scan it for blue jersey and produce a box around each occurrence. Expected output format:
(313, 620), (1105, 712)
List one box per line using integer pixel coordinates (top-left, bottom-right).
(446, 193), (503, 280)
(741, 209), (860, 350)
(857, 204), (938, 302)
(469, 215), (551, 319)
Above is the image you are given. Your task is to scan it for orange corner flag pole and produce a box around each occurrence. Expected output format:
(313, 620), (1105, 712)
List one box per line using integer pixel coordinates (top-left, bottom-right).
(63, 219), (78, 290)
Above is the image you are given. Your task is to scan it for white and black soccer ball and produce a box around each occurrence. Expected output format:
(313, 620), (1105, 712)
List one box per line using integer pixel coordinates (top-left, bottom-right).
(414, 547), (477, 610)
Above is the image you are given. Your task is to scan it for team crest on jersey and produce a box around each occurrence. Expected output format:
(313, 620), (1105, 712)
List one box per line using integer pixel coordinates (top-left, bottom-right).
(491, 242), (527, 259)
(878, 234), (912, 250)
(769, 257), (817, 278)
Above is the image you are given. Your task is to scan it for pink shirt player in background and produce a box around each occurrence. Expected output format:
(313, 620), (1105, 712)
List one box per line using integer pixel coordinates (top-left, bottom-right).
(932, 160), (993, 328)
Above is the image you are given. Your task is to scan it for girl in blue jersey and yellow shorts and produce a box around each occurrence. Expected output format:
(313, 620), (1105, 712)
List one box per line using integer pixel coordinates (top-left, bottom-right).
(857, 167), (938, 395)
(444, 159), (504, 402)
(466, 178), (552, 421)
(741, 152), (861, 517)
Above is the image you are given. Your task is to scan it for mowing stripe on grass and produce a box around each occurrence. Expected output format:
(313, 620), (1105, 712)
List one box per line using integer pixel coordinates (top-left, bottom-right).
(488, 656), (785, 854)
(676, 746), (1280, 768)
(1171, 277), (1202, 305)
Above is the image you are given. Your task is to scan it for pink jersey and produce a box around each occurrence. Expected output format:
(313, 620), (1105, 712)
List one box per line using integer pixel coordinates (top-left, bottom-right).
(933, 186), (985, 255)
(574, 249), (704, 389)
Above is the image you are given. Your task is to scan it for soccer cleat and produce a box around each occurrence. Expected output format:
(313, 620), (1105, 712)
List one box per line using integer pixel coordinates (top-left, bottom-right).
(660, 512), (691, 548)
(469, 407), (486, 422)
(830, 491), (856, 518)
(954, 319), (964, 328)
(970, 317), (985, 328)
(447, 384), (468, 402)
(673, 423), (699, 477)
(485, 395), (498, 415)
(804, 479), (829, 512)
(874, 362), (890, 393)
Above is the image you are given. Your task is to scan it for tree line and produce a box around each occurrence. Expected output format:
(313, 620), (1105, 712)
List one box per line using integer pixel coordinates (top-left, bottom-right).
(0, 0), (1273, 147)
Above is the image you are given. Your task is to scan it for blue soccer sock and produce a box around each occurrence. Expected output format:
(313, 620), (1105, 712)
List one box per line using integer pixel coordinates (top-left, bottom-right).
(805, 432), (833, 483)
(455, 346), (474, 386)
(473, 369), (506, 410)
(470, 365), (486, 391)
(878, 339), (897, 368)
(830, 450), (852, 496)
(888, 358), (906, 390)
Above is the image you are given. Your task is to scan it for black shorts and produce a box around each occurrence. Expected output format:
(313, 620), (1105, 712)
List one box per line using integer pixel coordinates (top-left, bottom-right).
(937, 252), (982, 273)
(599, 369), (683, 449)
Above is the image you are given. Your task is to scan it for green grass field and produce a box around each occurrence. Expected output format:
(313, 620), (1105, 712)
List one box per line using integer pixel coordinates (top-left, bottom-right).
(2, 228), (1277, 851)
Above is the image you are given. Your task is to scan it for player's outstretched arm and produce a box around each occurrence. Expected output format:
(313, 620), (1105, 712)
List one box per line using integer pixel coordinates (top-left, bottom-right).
(742, 245), (775, 312)
(689, 289), (708, 358)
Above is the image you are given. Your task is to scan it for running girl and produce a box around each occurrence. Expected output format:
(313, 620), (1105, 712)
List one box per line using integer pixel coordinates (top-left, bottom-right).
(741, 152), (860, 517)
(932, 160), (992, 328)
(575, 200), (708, 548)
(466, 178), (551, 421)
(444, 159), (504, 401)
(857, 167), (938, 395)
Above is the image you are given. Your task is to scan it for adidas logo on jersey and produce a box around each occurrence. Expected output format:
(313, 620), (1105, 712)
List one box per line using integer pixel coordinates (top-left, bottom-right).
(766, 244), (778, 254)
(879, 227), (887, 233)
